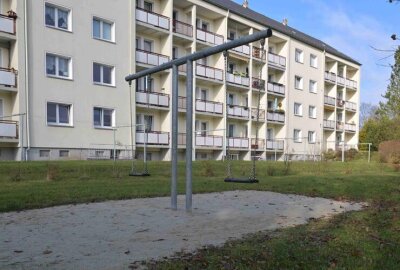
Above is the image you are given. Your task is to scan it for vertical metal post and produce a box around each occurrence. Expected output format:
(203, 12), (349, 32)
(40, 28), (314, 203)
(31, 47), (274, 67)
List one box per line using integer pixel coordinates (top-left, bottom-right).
(20, 114), (24, 161)
(342, 139), (345, 163)
(113, 128), (116, 162)
(368, 143), (371, 163)
(186, 60), (193, 212)
(128, 82), (136, 173)
(171, 65), (178, 210)
(144, 128), (148, 173)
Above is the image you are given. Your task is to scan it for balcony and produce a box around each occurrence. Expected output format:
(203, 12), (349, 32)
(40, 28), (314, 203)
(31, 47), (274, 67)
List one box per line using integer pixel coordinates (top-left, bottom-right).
(324, 95), (336, 107)
(0, 120), (18, 141)
(136, 7), (169, 30)
(324, 71), (337, 84)
(345, 123), (357, 133)
(136, 49), (169, 66)
(267, 81), (285, 96)
(136, 131), (169, 145)
(226, 72), (250, 87)
(196, 99), (223, 115)
(336, 121), (344, 130)
(227, 104), (250, 119)
(345, 101), (357, 112)
(337, 98), (345, 108)
(173, 20), (193, 38)
(0, 68), (17, 90)
(196, 64), (223, 82)
(227, 137), (249, 149)
(251, 108), (265, 121)
(228, 39), (250, 56)
(346, 78), (357, 90)
(252, 78), (266, 91)
(251, 138), (265, 150)
(266, 140), (284, 151)
(323, 119), (335, 130)
(267, 111), (285, 124)
(0, 14), (16, 39)
(178, 96), (186, 110)
(136, 91), (169, 108)
(196, 28), (224, 46)
(252, 47), (266, 61)
(337, 75), (345, 86)
(196, 135), (223, 148)
(268, 52), (286, 70)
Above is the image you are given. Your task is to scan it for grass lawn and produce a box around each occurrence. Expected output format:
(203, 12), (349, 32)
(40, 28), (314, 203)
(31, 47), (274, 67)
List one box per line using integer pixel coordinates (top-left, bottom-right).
(1, 158), (399, 269)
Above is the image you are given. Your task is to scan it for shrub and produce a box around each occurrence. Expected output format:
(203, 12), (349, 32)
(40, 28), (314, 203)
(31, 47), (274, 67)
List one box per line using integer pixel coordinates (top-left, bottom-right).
(201, 160), (215, 177)
(379, 140), (400, 164)
(323, 149), (336, 161)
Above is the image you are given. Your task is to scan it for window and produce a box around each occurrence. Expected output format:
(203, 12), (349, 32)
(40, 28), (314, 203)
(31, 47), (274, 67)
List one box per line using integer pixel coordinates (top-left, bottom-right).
(59, 150), (69, 157)
(94, 107), (115, 128)
(308, 131), (316, 144)
(228, 124), (234, 137)
(228, 63), (235, 73)
(294, 103), (302, 116)
(309, 106), (317, 119)
(0, 99), (3, 118)
(46, 53), (72, 79)
(229, 30), (236, 40)
(172, 47), (178, 60)
(136, 114), (153, 132)
(227, 93), (234, 105)
(309, 80), (317, 93)
(47, 102), (72, 126)
(143, 1), (153, 11)
(137, 77), (153, 92)
(310, 54), (318, 68)
(93, 17), (114, 42)
(267, 128), (274, 140)
(39, 150), (50, 158)
(294, 129), (302, 143)
(45, 3), (71, 31)
(295, 49), (304, 63)
(93, 63), (115, 86)
(295, 76), (303, 90)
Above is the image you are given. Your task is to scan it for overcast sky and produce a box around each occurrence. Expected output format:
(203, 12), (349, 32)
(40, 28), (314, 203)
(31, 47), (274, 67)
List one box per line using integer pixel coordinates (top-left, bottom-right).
(234, 0), (400, 104)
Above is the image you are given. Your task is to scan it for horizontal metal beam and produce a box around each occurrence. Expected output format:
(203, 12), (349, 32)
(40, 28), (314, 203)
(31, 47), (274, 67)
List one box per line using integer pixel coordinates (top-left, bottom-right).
(125, 28), (272, 82)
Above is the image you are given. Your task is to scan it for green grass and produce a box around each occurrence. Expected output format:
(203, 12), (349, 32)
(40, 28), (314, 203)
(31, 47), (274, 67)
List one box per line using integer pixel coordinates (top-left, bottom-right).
(1, 159), (400, 269)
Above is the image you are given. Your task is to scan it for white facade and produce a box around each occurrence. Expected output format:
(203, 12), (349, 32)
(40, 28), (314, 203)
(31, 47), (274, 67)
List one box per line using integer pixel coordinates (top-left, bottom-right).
(0, 0), (360, 161)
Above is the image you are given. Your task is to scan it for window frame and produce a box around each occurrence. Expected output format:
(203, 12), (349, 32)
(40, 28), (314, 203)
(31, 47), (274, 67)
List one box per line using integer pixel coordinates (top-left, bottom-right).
(93, 62), (116, 87)
(93, 107), (115, 129)
(310, 54), (318, 68)
(295, 75), (303, 90)
(44, 2), (72, 32)
(294, 102), (303, 117)
(46, 102), (73, 127)
(294, 129), (302, 143)
(309, 79), (317, 93)
(295, 48), (304, 64)
(92, 16), (115, 43)
(309, 105), (317, 119)
(45, 53), (73, 80)
(308, 131), (316, 144)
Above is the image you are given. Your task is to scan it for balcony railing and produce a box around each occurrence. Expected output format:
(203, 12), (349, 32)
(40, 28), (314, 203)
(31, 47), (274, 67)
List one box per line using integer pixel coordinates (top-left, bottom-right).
(345, 123), (357, 132)
(337, 75), (345, 86)
(267, 81), (285, 95)
(226, 72), (250, 87)
(196, 28), (224, 45)
(267, 112), (285, 123)
(346, 78), (357, 90)
(268, 52), (286, 68)
(178, 96), (186, 110)
(227, 137), (249, 149)
(227, 104), (250, 119)
(136, 7), (169, 30)
(0, 120), (18, 139)
(345, 101), (357, 111)
(136, 131), (169, 145)
(324, 71), (337, 83)
(228, 38), (250, 55)
(196, 63), (223, 81)
(196, 99), (223, 115)
(323, 119), (335, 129)
(252, 47), (266, 61)
(324, 95), (336, 106)
(196, 135), (223, 148)
(337, 98), (345, 108)
(266, 140), (284, 150)
(251, 108), (265, 121)
(136, 91), (169, 108)
(0, 67), (17, 87)
(173, 19), (193, 37)
(0, 14), (16, 35)
(251, 138), (265, 150)
(136, 49), (169, 66)
(336, 121), (344, 130)
(252, 78), (265, 91)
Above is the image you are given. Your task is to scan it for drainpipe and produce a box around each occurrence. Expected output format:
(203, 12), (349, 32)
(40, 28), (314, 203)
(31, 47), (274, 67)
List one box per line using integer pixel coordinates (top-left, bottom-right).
(23, 0), (30, 160)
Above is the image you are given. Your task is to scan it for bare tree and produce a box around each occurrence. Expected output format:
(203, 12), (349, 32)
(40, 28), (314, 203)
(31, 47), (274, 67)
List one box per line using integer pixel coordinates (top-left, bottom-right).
(360, 102), (378, 128)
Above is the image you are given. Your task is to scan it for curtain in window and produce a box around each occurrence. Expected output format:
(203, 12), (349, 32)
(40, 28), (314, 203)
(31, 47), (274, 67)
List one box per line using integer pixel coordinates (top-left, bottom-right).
(102, 66), (112, 84)
(58, 105), (70, 124)
(46, 55), (56, 75)
(103, 22), (112, 40)
(45, 5), (55, 26)
(58, 9), (68, 29)
(58, 57), (69, 77)
(93, 64), (101, 83)
(93, 108), (102, 126)
(93, 19), (101, 38)
(47, 103), (57, 123)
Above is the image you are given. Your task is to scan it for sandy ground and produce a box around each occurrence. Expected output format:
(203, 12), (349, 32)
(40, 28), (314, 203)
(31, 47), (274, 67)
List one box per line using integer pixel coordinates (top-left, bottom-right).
(0, 190), (365, 270)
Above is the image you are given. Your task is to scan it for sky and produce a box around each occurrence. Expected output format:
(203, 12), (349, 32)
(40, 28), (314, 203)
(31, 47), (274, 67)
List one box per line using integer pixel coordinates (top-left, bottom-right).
(234, 0), (400, 105)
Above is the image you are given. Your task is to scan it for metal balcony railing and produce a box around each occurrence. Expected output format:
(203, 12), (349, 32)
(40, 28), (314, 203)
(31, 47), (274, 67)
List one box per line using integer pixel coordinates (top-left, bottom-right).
(268, 52), (286, 68)
(136, 49), (169, 66)
(266, 140), (284, 150)
(227, 137), (249, 149)
(196, 99), (223, 115)
(345, 123), (357, 132)
(136, 131), (169, 145)
(196, 28), (224, 45)
(324, 95), (336, 106)
(267, 81), (285, 95)
(0, 67), (17, 87)
(228, 38), (250, 55)
(323, 119), (335, 129)
(0, 120), (18, 139)
(136, 7), (170, 30)
(346, 78), (357, 90)
(337, 75), (345, 86)
(226, 72), (250, 87)
(251, 138), (265, 149)
(196, 63), (223, 81)
(345, 101), (357, 111)
(324, 71), (337, 83)
(173, 19), (193, 37)
(227, 104), (250, 119)
(252, 47), (266, 61)
(252, 77), (266, 90)
(251, 108), (265, 121)
(267, 112), (285, 123)
(0, 14), (16, 35)
(136, 91), (169, 107)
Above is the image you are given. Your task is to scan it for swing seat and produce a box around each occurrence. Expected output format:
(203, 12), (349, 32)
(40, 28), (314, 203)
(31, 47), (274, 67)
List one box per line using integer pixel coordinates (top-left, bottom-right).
(129, 172), (151, 177)
(224, 177), (259, 184)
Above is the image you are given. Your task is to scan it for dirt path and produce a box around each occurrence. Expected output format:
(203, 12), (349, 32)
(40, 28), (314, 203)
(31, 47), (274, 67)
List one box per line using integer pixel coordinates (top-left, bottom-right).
(0, 190), (365, 269)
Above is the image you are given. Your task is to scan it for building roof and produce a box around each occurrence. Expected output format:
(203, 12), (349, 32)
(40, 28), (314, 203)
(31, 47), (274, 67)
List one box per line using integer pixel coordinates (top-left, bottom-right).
(204, 0), (361, 66)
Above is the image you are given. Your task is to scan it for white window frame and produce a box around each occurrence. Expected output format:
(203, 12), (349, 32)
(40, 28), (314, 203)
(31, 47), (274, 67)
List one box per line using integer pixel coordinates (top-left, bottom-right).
(136, 113), (154, 132)
(39, 149), (50, 158)
(309, 80), (317, 93)
(59, 150), (70, 157)
(93, 107), (115, 129)
(92, 16), (115, 43)
(93, 62), (115, 86)
(309, 105), (317, 119)
(295, 75), (303, 90)
(44, 2), (72, 32)
(295, 48), (304, 63)
(294, 129), (302, 143)
(45, 53), (72, 80)
(294, 102), (303, 116)
(46, 102), (73, 127)
(308, 131), (316, 144)
(310, 54), (318, 68)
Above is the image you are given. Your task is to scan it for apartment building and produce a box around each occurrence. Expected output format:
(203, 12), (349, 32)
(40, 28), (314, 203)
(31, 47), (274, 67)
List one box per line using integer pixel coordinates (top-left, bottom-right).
(0, 0), (360, 161)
